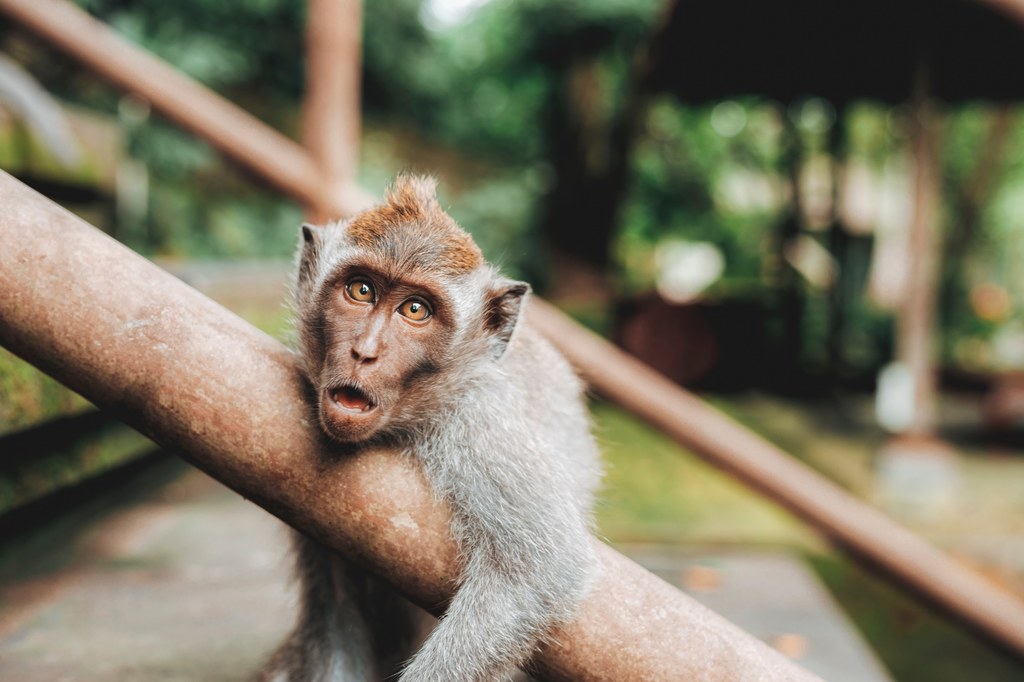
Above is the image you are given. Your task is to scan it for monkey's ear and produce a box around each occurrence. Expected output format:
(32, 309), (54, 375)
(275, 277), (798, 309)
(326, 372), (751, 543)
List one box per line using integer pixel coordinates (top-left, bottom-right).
(301, 222), (322, 245)
(298, 222), (324, 285)
(484, 279), (530, 359)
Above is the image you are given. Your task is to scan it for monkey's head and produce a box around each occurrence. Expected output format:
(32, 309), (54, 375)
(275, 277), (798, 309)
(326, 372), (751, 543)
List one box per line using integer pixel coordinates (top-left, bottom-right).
(293, 175), (530, 444)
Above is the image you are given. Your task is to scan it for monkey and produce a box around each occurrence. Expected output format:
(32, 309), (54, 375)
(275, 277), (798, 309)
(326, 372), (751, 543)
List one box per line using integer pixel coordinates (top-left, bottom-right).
(257, 175), (602, 682)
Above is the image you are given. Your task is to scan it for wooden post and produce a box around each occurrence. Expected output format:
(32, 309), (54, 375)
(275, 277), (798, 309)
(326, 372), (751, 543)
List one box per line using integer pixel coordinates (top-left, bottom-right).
(898, 92), (942, 437)
(302, 0), (365, 223)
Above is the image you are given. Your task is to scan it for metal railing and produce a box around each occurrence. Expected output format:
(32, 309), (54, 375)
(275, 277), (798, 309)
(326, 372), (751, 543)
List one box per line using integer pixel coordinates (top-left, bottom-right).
(0, 171), (818, 680)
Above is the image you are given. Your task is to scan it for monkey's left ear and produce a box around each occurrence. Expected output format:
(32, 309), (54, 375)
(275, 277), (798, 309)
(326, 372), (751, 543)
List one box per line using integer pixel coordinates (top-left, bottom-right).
(484, 279), (530, 359)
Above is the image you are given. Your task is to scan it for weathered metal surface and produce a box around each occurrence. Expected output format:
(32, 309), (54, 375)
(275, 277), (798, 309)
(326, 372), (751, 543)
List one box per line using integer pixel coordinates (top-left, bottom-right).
(0, 171), (455, 602)
(0, 173), (819, 679)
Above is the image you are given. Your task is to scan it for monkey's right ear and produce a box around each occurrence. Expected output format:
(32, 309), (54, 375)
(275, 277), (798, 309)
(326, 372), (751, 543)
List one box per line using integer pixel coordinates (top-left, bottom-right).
(484, 279), (530, 359)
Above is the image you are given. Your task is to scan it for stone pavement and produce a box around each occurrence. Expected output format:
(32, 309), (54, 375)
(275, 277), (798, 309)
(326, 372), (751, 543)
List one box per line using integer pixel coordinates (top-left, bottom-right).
(0, 464), (890, 681)
(624, 545), (891, 682)
(0, 466), (292, 681)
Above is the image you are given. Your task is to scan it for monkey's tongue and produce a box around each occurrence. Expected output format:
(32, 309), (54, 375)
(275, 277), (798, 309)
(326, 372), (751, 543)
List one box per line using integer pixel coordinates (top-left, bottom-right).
(332, 386), (374, 412)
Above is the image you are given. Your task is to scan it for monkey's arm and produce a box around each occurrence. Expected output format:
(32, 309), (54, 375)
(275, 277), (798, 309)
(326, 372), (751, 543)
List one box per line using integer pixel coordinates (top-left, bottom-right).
(403, 386), (597, 681)
(400, 492), (595, 682)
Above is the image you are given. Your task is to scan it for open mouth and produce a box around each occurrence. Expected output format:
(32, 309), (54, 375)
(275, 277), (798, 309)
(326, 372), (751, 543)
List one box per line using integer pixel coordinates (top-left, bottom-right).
(329, 384), (377, 413)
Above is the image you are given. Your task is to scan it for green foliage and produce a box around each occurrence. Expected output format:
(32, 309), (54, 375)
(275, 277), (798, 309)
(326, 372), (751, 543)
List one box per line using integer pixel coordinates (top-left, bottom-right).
(363, 0), (445, 117)
(18, 0), (310, 257)
(0, 421), (152, 515)
(845, 102), (897, 168)
(4, 0), (1020, 370)
(141, 165), (303, 257)
(616, 98), (785, 295)
(0, 349), (90, 437)
(399, 0), (659, 162)
(79, 0), (304, 98)
(441, 171), (548, 281)
(938, 106), (1024, 369)
(12, 0), (662, 267)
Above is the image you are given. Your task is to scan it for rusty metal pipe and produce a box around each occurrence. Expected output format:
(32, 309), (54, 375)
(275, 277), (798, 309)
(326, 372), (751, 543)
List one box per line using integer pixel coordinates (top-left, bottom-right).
(0, 0), (371, 217)
(4, 0), (1020, 659)
(0, 174), (818, 680)
(528, 299), (1024, 658)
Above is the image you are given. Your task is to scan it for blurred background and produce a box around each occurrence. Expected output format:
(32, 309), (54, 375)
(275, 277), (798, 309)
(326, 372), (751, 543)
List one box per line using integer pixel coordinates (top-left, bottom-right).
(2, 0), (1024, 680)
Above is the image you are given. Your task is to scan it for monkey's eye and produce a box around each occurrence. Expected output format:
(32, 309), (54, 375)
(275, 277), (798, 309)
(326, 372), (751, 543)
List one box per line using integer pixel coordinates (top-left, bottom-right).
(346, 279), (375, 303)
(398, 298), (432, 321)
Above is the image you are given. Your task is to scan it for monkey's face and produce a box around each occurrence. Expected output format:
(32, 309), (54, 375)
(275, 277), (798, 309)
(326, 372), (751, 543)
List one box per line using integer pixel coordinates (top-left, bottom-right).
(294, 176), (529, 444)
(310, 267), (457, 443)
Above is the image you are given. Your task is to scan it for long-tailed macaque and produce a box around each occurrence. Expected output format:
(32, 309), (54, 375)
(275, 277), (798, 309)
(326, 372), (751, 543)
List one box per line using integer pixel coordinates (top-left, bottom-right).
(258, 175), (601, 681)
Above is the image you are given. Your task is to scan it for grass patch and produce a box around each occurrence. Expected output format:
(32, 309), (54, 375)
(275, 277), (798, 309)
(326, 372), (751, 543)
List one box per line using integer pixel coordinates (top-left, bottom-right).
(809, 552), (1024, 682)
(0, 347), (91, 437)
(592, 401), (820, 550)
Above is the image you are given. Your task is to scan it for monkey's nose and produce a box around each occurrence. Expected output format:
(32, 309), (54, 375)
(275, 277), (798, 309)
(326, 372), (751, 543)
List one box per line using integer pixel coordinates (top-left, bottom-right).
(351, 347), (377, 364)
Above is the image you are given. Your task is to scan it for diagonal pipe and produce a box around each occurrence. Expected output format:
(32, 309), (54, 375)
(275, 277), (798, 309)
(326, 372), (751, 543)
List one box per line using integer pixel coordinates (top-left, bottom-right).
(0, 172), (819, 681)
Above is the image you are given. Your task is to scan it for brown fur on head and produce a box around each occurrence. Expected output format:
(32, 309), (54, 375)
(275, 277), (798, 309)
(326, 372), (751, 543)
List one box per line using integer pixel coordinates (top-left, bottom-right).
(345, 175), (483, 275)
(294, 174), (528, 444)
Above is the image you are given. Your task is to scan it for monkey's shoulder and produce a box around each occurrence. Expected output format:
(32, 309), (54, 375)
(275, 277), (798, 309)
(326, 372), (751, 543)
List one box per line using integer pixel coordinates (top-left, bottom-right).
(500, 316), (585, 399)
